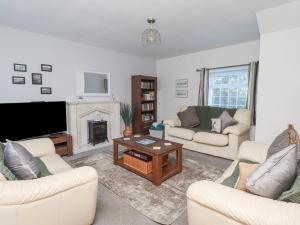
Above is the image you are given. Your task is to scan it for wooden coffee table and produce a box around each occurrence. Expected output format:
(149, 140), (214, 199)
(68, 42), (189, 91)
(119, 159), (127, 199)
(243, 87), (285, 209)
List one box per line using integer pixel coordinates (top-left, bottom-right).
(113, 135), (183, 186)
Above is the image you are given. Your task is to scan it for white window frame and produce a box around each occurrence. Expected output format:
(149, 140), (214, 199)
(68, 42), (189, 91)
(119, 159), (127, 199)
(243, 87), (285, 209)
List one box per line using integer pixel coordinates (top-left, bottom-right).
(207, 64), (250, 109)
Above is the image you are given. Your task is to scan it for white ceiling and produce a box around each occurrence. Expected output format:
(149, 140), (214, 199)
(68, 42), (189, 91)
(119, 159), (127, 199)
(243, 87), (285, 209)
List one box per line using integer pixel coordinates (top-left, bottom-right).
(0, 0), (296, 59)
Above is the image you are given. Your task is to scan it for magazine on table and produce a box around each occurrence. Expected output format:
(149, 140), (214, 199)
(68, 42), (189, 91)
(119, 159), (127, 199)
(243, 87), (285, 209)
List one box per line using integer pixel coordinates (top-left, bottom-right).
(136, 138), (155, 145)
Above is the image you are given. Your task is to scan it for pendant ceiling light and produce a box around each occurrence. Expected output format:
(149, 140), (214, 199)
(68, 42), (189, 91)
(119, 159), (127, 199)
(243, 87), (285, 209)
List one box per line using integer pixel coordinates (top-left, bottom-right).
(141, 18), (161, 46)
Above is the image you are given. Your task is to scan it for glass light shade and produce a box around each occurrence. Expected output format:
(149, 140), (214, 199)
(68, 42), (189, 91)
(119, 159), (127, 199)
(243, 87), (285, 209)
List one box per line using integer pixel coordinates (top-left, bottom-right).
(141, 28), (161, 46)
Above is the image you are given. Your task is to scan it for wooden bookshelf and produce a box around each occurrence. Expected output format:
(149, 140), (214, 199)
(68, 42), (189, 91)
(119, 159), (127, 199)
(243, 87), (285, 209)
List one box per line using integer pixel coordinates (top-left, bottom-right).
(132, 75), (157, 134)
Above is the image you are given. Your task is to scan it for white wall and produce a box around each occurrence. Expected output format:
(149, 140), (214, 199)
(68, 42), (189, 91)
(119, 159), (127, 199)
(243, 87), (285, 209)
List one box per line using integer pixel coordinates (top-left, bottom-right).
(255, 27), (300, 143)
(255, 1), (300, 143)
(156, 41), (260, 121)
(0, 25), (156, 103)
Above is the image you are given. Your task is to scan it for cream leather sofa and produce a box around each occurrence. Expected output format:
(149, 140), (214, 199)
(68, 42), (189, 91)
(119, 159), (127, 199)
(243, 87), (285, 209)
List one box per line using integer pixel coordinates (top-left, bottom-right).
(0, 138), (98, 225)
(164, 107), (251, 160)
(187, 141), (300, 225)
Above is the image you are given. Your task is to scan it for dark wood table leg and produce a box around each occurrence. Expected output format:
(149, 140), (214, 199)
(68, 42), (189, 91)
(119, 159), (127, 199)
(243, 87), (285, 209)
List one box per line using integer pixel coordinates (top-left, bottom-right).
(153, 155), (163, 186)
(176, 147), (183, 173)
(113, 141), (119, 165)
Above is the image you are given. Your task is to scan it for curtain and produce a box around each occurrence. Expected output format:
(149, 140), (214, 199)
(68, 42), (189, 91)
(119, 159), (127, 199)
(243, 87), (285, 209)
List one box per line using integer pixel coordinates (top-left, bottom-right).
(247, 61), (259, 125)
(197, 68), (209, 106)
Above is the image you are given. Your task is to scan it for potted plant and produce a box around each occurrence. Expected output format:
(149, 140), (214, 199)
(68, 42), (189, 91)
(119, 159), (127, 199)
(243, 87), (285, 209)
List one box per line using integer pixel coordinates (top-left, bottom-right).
(120, 103), (134, 137)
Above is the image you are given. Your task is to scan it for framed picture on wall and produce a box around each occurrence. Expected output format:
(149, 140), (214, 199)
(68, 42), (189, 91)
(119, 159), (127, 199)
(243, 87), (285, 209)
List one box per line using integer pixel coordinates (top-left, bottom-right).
(13, 63), (27, 72)
(12, 76), (25, 84)
(41, 87), (52, 94)
(41, 64), (52, 72)
(32, 73), (42, 85)
(175, 90), (188, 98)
(176, 79), (188, 88)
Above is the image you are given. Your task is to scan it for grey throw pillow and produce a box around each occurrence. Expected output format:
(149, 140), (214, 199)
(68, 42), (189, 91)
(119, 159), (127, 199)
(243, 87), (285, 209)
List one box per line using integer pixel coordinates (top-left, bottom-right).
(267, 127), (300, 160)
(177, 106), (200, 127)
(218, 110), (238, 131)
(267, 129), (290, 159)
(246, 144), (298, 199)
(4, 141), (41, 180)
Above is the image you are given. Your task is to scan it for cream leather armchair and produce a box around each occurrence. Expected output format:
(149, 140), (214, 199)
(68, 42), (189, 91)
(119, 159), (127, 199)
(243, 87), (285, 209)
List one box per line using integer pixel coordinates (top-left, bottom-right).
(0, 138), (98, 225)
(187, 141), (300, 225)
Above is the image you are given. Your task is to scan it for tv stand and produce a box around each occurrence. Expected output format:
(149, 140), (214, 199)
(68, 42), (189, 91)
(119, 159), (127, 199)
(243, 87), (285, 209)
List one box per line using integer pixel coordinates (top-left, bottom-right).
(49, 133), (73, 156)
(48, 132), (64, 139)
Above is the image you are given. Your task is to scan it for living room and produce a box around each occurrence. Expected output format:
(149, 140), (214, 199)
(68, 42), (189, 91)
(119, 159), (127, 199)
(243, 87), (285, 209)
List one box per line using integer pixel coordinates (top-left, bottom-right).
(0, 0), (300, 225)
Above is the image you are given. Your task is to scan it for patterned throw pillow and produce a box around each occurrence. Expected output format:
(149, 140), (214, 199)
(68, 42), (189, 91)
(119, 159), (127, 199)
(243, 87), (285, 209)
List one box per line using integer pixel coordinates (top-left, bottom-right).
(211, 118), (221, 133)
(218, 110), (238, 132)
(0, 142), (17, 180)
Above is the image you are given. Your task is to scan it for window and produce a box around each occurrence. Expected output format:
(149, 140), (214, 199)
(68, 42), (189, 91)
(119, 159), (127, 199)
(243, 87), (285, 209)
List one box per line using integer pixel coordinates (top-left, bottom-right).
(208, 65), (249, 109)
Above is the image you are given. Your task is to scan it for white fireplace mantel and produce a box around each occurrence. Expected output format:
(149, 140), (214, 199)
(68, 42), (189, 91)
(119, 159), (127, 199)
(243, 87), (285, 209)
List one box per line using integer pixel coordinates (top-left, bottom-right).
(67, 101), (121, 154)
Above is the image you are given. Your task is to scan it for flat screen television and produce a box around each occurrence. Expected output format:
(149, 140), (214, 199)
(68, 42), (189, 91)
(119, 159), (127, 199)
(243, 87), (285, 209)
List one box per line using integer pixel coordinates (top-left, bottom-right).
(0, 101), (67, 142)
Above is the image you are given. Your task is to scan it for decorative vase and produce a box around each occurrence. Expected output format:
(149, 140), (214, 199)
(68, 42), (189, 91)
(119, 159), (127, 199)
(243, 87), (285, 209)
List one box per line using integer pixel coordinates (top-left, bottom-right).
(123, 126), (133, 137)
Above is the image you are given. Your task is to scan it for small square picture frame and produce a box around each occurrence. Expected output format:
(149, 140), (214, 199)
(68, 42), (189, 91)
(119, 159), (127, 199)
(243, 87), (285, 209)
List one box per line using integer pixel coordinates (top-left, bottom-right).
(41, 64), (52, 72)
(13, 63), (27, 72)
(41, 87), (52, 94)
(12, 76), (25, 84)
(32, 73), (42, 85)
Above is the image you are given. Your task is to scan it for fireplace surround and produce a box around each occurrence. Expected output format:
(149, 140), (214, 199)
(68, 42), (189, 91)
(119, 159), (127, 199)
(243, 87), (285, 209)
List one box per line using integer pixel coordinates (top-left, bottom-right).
(67, 101), (121, 153)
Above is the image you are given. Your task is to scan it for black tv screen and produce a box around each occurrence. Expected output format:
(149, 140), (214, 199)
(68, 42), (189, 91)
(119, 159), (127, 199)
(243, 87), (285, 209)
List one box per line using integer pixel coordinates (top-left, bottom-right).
(0, 101), (67, 142)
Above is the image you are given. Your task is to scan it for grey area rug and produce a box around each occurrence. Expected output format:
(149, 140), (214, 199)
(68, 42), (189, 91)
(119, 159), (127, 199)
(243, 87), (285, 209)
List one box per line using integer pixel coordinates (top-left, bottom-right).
(68, 150), (225, 225)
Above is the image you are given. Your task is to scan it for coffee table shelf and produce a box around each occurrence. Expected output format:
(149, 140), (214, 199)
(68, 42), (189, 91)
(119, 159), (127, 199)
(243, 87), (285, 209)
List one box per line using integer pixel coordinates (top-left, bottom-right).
(113, 135), (183, 186)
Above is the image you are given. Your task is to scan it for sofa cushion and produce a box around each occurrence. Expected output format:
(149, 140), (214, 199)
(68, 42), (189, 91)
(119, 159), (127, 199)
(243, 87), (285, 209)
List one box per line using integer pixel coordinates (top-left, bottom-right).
(168, 127), (195, 141)
(4, 141), (41, 180)
(246, 144), (298, 199)
(193, 132), (229, 146)
(40, 154), (72, 174)
(177, 106), (200, 127)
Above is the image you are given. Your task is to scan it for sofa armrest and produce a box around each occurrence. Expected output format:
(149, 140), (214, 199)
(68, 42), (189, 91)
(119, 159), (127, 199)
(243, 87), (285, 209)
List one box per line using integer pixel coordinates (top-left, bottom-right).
(222, 123), (250, 136)
(18, 138), (56, 158)
(163, 118), (181, 127)
(0, 166), (98, 205)
(187, 180), (300, 225)
(238, 141), (269, 163)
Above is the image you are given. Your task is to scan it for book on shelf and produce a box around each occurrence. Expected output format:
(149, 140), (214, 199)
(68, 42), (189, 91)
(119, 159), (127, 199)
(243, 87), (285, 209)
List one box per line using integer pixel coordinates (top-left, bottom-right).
(142, 113), (154, 122)
(142, 103), (154, 111)
(141, 81), (154, 89)
(143, 91), (155, 101)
